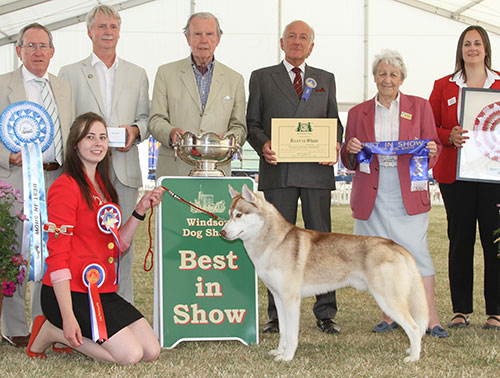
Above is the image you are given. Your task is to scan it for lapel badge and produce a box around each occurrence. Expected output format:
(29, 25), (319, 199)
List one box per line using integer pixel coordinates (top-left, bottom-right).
(401, 111), (412, 120)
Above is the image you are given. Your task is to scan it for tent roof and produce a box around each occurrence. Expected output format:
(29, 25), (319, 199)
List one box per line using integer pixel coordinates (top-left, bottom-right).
(0, 0), (155, 46)
(1, 0), (500, 47)
(395, 0), (500, 35)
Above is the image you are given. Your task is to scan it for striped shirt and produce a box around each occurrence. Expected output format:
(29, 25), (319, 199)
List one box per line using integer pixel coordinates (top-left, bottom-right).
(374, 93), (400, 167)
(191, 58), (215, 113)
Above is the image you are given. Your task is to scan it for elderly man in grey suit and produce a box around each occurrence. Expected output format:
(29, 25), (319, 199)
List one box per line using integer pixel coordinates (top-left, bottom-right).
(59, 5), (149, 304)
(149, 12), (246, 177)
(0, 23), (74, 347)
(247, 20), (343, 334)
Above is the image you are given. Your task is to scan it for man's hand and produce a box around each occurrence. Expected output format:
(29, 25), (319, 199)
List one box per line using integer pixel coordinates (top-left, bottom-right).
(170, 128), (185, 145)
(9, 152), (22, 166)
(319, 142), (341, 166)
(262, 140), (277, 165)
(116, 125), (140, 152)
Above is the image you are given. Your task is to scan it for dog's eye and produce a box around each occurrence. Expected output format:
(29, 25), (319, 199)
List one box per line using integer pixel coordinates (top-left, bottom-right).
(235, 213), (242, 218)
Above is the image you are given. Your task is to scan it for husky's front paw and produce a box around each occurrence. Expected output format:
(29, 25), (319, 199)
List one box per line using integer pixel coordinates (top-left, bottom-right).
(274, 353), (294, 362)
(269, 349), (281, 357)
(403, 355), (419, 363)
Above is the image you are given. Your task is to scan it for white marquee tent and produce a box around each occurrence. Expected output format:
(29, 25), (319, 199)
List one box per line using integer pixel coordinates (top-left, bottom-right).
(1, 0), (500, 177)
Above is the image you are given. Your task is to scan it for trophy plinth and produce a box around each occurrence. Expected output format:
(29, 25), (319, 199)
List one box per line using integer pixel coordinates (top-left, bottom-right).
(174, 132), (241, 177)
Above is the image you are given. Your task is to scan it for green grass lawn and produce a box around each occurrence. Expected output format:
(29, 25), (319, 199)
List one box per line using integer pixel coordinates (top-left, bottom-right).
(1, 205), (499, 377)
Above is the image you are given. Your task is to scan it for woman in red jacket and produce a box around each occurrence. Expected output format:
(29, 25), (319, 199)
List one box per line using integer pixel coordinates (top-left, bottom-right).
(26, 112), (165, 363)
(429, 25), (500, 330)
(341, 50), (447, 337)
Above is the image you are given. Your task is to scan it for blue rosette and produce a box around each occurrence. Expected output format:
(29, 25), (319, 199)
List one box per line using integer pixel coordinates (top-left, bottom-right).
(0, 101), (54, 153)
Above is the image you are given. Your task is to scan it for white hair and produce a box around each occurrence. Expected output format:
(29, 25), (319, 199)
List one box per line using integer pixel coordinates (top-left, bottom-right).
(372, 49), (407, 79)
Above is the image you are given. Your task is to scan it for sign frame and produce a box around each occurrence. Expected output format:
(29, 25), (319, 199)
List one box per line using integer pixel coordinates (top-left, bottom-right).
(457, 87), (500, 183)
(153, 176), (258, 348)
(271, 118), (338, 163)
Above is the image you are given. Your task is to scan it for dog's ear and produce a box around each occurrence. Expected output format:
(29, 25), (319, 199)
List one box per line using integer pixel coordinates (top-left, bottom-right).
(228, 184), (240, 199)
(241, 184), (257, 203)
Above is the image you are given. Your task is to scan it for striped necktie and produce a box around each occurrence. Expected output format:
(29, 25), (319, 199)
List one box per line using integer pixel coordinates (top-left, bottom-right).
(292, 67), (303, 99)
(34, 78), (63, 165)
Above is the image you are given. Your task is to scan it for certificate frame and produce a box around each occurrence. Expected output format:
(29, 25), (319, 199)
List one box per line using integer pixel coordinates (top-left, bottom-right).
(271, 118), (338, 163)
(457, 87), (500, 183)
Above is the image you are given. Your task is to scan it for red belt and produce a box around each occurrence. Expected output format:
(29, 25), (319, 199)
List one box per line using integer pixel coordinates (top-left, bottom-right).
(43, 163), (60, 171)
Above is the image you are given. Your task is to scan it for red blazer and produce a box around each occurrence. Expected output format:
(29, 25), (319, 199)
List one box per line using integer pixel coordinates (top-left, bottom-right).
(43, 173), (119, 293)
(340, 93), (441, 220)
(428, 72), (500, 183)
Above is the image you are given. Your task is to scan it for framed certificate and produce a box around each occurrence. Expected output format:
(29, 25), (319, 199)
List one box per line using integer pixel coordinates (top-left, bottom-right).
(271, 118), (338, 163)
(458, 88), (500, 183)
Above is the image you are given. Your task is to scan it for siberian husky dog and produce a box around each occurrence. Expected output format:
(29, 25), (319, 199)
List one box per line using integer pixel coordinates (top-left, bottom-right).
(220, 184), (429, 362)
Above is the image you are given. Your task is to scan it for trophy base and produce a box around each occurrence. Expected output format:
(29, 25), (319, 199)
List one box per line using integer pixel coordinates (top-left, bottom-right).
(188, 161), (226, 177)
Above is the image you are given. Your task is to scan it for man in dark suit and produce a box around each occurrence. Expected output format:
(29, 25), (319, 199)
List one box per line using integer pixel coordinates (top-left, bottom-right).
(246, 20), (343, 334)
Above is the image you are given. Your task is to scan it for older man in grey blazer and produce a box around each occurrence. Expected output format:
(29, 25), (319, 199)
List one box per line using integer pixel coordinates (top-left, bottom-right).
(247, 20), (343, 334)
(58, 5), (149, 304)
(0, 23), (74, 347)
(149, 12), (246, 177)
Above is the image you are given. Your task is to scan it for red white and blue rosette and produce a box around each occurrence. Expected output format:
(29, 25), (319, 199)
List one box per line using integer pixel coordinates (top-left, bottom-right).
(0, 101), (54, 282)
(96, 203), (122, 284)
(473, 102), (500, 162)
(82, 263), (108, 343)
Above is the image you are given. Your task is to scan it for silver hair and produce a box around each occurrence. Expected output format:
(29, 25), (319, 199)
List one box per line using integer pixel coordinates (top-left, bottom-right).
(281, 20), (315, 45)
(372, 49), (407, 80)
(183, 12), (223, 37)
(86, 5), (122, 30)
(16, 23), (53, 47)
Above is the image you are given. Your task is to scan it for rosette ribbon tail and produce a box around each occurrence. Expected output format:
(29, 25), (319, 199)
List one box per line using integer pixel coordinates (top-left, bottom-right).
(83, 264), (108, 343)
(21, 143), (49, 281)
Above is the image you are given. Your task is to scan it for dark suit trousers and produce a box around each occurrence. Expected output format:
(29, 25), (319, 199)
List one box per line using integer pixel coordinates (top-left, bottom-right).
(263, 187), (338, 321)
(439, 181), (500, 315)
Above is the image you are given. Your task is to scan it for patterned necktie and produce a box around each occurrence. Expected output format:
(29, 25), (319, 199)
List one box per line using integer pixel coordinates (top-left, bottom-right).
(34, 78), (63, 165)
(292, 67), (303, 99)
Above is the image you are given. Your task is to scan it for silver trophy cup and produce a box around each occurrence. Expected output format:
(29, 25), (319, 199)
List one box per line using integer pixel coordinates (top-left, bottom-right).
(174, 132), (241, 176)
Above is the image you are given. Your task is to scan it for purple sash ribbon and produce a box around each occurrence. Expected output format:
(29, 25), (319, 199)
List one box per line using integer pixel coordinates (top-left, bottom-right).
(356, 139), (431, 191)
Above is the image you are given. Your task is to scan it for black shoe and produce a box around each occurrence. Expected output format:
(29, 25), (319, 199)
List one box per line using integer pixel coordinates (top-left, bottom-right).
(262, 319), (279, 333)
(2, 334), (31, 348)
(316, 319), (340, 334)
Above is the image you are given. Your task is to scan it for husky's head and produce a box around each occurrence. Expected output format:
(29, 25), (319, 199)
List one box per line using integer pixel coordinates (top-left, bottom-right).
(220, 184), (265, 241)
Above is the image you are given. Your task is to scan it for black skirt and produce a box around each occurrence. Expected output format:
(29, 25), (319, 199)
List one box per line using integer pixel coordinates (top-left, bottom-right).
(41, 284), (143, 342)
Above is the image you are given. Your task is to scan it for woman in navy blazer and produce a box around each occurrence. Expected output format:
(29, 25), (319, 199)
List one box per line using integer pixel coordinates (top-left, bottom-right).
(26, 112), (164, 364)
(429, 25), (500, 330)
(341, 50), (447, 337)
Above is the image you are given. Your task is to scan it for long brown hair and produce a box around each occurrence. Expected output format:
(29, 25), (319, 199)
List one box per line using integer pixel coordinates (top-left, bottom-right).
(453, 25), (492, 82)
(63, 112), (118, 209)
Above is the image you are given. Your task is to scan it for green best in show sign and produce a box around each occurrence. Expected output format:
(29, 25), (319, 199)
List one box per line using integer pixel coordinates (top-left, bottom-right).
(154, 176), (258, 348)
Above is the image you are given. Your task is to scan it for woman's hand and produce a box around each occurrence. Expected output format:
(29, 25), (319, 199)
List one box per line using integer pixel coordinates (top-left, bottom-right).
(346, 137), (363, 154)
(426, 141), (438, 158)
(62, 313), (83, 348)
(135, 186), (166, 215)
(449, 126), (469, 148)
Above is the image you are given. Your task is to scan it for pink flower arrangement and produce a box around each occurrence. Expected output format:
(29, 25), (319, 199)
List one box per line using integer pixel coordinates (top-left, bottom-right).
(0, 180), (27, 297)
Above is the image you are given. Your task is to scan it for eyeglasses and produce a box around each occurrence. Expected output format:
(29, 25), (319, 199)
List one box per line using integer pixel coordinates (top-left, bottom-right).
(21, 42), (51, 51)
